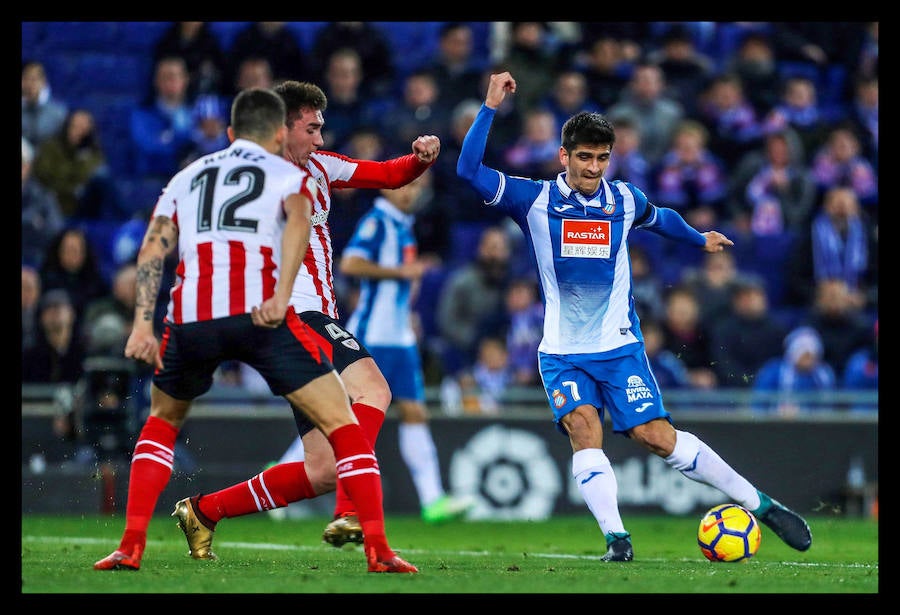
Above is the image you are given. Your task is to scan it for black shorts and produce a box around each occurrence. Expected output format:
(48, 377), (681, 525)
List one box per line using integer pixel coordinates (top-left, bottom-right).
(290, 311), (373, 436)
(152, 309), (334, 401)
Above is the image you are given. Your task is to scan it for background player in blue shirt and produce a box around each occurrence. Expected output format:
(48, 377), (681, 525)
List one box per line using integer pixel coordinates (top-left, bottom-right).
(339, 171), (472, 523)
(457, 71), (812, 562)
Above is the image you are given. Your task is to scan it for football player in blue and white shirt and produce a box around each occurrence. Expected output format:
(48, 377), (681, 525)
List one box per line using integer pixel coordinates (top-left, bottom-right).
(457, 71), (812, 561)
(339, 171), (472, 523)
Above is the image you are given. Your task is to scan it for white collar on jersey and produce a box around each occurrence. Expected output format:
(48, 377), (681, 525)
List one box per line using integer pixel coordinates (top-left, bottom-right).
(556, 173), (615, 207)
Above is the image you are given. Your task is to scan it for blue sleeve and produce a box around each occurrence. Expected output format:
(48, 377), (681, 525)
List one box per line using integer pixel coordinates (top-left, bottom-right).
(456, 104), (503, 203)
(639, 202), (706, 248)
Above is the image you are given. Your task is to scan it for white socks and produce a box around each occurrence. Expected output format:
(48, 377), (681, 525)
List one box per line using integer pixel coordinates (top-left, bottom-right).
(398, 422), (444, 507)
(664, 430), (761, 511)
(572, 448), (626, 535)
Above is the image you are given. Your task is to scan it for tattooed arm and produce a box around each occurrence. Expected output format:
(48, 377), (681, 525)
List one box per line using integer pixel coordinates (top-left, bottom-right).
(124, 215), (178, 369)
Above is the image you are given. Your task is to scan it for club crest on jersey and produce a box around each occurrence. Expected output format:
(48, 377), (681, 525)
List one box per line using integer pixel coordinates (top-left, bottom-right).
(552, 389), (567, 408)
(560, 219), (611, 258)
(601, 201), (616, 215)
(342, 339), (360, 351)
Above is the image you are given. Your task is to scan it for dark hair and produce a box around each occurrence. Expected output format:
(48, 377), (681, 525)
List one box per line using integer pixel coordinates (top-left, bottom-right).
(230, 87), (286, 141)
(273, 80), (328, 129)
(560, 111), (616, 153)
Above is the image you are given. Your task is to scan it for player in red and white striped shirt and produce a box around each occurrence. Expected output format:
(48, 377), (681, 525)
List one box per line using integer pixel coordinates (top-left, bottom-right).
(171, 81), (462, 551)
(93, 88), (417, 574)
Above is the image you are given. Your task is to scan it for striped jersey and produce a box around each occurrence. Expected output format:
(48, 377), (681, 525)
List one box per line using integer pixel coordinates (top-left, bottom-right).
(153, 139), (317, 324)
(458, 104), (706, 356)
(291, 150), (431, 319)
(343, 196), (417, 349)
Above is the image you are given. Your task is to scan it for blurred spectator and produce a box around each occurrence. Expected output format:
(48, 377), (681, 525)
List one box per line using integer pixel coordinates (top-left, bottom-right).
(436, 226), (512, 376)
(697, 73), (764, 168)
(22, 136), (65, 269)
(846, 74), (878, 168)
(728, 128), (816, 237)
(426, 99), (498, 249)
(231, 56), (274, 93)
(784, 187), (876, 310)
(179, 94), (230, 168)
(660, 284), (716, 389)
(226, 22), (307, 95)
(495, 277), (543, 386)
(724, 31), (781, 116)
(503, 108), (561, 180)
(803, 278), (874, 377)
(771, 22), (870, 98)
(538, 69), (602, 135)
(81, 263), (137, 351)
(646, 24), (715, 116)
(607, 62), (685, 167)
(709, 276), (788, 388)
(424, 22), (484, 110)
(21, 60), (68, 150)
(319, 48), (379, 152)
(641, 317), (691, 390)
(855, 21), (878, 80)
(842, 320), (878, 409)
(810, 124), (878, 208)
(751, 326), (836, 415)
(653, 119), (727, 230)
(605, 115), (651, 192)
(22, 264), (42, 354)
(467, 336), (514, 415)
(378, 69), (451, 156)
(681, 250), (741, 323)
(492, 21), (565, 114)
(578, 34), (632, 110)
(22, 289), (86, 384)
(761, 75), (830, 164)
(31, 108), (120, 220)
(309, 22), (395, 99)
(152, 21), (227, 99)
(38, 227), (109, 330)
(129, 55), (194, 180)
(579, 22), (654, 65)
(629, 243), (665, 322)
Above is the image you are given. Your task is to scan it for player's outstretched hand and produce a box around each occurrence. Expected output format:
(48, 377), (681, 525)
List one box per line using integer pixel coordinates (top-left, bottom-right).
(412, 135), (440, 164)
(125, 328), (163, 370)
(252, 296), (288, 328)
(701, 231), (735, 252)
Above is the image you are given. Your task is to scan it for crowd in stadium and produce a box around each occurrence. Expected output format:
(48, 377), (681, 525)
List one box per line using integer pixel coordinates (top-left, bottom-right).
(22, 22), (878, 415)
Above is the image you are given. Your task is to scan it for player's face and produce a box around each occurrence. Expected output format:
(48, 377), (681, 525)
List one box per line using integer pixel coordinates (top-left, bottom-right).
(284, 108), (325, 167)
(561, 144), (611, 196)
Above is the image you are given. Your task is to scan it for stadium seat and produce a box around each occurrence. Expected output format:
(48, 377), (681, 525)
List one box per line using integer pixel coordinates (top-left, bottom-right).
(41, 22), (121, 52)
(373, 22), (442, 77)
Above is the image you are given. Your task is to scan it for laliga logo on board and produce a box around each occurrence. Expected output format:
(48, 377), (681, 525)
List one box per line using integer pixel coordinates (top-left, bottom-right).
(449, 425), (562, 520)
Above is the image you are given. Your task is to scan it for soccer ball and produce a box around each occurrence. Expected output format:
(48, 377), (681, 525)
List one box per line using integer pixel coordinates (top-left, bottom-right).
(697, 503), (761, 562)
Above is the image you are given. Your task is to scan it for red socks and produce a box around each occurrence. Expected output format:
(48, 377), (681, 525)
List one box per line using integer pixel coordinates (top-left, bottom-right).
(328, 422), (392, 559)
(119, 416), (178, 552)
(197, 461), (315, 524)
(333, 403), (385, 516)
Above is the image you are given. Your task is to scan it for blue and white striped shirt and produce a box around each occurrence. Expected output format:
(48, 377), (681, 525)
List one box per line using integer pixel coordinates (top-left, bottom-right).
(343, 197), (417, 349)
(458, 104), (706, 356)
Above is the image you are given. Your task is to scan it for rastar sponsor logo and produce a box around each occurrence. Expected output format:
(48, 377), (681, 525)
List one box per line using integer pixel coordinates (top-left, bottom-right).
(560, 219), (611, 258)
